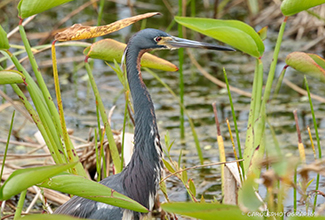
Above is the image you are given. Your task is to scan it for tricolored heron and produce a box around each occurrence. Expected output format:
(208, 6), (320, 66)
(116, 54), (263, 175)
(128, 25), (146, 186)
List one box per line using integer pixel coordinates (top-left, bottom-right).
(54, 28), (234, 220)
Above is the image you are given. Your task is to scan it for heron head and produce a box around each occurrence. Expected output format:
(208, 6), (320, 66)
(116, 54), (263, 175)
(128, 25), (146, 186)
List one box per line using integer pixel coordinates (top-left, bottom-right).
(130, 28), (235, 51)
(129, 28), (235, 52)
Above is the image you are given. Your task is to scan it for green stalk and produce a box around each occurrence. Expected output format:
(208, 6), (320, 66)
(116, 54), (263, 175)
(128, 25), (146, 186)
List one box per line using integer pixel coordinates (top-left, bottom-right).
(254, 59), (263, 121)
(95, 105), (102, 180)
(178, 0), (185, 140)
(243, 59), (260, 172)
(145, 68), (204, 164)
(13, 190), (27, 220)
(94, 128), (101, 181)
(51, 42), (86, 176)
(248, 17), (287, 174)
(18, 25), (60, 123)
(99, 128), (106, 178)
(85, 61), (122, 173)
(223, 69), (244, 178)
(305, 76), (321, 213)
(261, 17), (287, 104)
(8, 53), (66, 164)
(0, 111), (15, 184)
(294, 169), (297, 213)
(18, 25), (67, 159)
(10, 84), (59, 161)
(191, 0), (196, 17)
(273, 65), (288, 100)
(93, 0), (105, 43)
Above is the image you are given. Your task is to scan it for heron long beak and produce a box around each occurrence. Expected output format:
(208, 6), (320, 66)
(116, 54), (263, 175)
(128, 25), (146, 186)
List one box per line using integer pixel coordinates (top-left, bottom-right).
(161, 36), (235, 51)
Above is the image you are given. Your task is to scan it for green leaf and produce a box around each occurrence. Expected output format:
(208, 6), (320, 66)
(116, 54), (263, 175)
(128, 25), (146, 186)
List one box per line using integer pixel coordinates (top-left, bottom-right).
(257, 26), (268, 41)
(0, 162), (77, 200)
(84, 38), (178, 72)
(0, 25), (9, 50)
(0, 70), (25, 84)
(285, 52), (325, 83)
(161, 202), (262, 220)
(18, 0), (74, 19)
(162, 159), (176, 173)
(181, 168), (188, 183)
(17, 214), (89, 220)
(281, 0), (325, 16)
(188, 179), (196, 197)
(38, 174), (148, 213)
(238, 174), (263, 212)
(174, 16), (264, 58)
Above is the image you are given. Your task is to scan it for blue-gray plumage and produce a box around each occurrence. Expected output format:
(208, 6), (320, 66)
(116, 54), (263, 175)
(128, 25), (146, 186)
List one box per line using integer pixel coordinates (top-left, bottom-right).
(54, 28), (234, 220)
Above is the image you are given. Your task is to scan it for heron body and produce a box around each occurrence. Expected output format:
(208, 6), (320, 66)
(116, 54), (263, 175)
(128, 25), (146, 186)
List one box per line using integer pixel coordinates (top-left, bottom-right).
(54, 28), (234, 220)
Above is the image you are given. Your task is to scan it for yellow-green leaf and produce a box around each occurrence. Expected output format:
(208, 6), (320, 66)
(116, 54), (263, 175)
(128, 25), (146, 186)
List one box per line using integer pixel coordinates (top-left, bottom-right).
(0, 162), (77, 200)
(18, 0), (73, 19)
(84, 39), (178, 72)
(285, 52), (325, 83)
(188, 179), (196, 197)
(162, 158), (176, 173)
(174, 16), (264, 58)
(0, 70), (25, 85)
(39, 174), (148, 213)
(0, 25), (9, 50)
(161, 202), (262, 220)
(281, 0), (325, 16)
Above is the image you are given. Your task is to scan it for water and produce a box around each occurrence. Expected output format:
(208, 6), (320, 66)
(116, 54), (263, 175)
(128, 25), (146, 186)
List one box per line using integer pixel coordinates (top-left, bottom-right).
(1, 0), (325, 215)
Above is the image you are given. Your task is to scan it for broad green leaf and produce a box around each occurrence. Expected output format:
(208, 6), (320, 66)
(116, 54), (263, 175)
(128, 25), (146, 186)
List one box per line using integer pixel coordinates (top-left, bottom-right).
(0, 70), (25, 84)
(281, 0), (325, 16)
(18, 0), (73, 19)
(285, 52), (325, 83)
(238, 174), (263, 212)
(161, 202), (262, 220)
(174, 16), (264, 58)
(0, 25), (9, 50)
(0, 162), (77, 200)
(84, 39), (178, 72)
(17, 214), (89, 220)
(39, 174), (148, 213)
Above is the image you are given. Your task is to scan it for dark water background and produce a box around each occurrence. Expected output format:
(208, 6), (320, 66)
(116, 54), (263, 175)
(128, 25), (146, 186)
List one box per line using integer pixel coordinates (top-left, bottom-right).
(1, 0), (325, 213)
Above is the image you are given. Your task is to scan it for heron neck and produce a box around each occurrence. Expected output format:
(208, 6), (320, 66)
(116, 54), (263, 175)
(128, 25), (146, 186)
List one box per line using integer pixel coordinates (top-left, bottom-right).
(125, 47), (162, 162)
(123, 46), (163, 209)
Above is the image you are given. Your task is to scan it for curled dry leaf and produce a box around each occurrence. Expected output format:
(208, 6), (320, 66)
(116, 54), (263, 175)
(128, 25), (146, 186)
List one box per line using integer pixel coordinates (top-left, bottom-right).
(299, 159), (325, 181)
(55, 12), (161, 41)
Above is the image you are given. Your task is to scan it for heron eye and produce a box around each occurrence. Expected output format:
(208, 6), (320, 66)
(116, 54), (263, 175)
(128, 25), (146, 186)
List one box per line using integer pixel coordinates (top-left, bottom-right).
(154, 37), (162, 42)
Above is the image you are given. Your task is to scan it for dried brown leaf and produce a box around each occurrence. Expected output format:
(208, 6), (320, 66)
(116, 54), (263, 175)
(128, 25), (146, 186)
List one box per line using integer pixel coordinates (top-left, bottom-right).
(55, 12), (161, 41)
